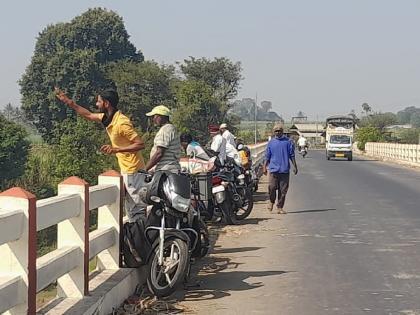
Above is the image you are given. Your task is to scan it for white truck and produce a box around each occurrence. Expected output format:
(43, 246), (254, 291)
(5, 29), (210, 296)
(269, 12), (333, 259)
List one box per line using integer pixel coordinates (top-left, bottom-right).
(325, 115), (355, 161)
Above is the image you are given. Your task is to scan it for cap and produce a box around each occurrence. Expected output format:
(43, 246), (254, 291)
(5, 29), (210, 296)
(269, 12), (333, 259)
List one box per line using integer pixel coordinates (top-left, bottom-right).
(272, 123), (284, 131)
(219, 123), (228, 129)
(146, 105), (171, 117)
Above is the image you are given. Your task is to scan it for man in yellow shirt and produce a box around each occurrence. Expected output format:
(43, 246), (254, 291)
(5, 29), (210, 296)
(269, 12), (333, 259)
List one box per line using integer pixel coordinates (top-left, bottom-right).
(55, 88), (146, 222)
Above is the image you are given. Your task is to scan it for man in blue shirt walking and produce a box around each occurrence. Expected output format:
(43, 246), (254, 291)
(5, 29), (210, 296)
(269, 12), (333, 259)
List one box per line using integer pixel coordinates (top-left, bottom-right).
(263, 124), (298, 214)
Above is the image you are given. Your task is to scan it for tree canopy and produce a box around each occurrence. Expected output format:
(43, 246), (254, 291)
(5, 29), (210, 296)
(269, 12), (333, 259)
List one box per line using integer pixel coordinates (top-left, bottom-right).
(108, 60), (176, 131)
(0, 115), (30, 190)
(20, 8), (143, 142)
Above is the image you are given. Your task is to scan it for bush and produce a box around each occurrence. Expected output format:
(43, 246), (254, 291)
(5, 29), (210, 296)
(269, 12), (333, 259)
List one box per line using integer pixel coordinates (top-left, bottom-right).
(355, 127), (383, 151)
(0, 115), (30, 190)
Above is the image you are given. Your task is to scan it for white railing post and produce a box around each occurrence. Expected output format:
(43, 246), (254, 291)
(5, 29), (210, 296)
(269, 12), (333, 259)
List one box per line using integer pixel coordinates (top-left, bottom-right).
(56, 177), (89, 298)
(0, 188), (37, 315)
(97, 170), (124, 270)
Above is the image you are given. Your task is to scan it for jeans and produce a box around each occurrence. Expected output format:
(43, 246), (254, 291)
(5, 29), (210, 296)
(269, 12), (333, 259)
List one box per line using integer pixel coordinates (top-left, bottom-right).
(122, 172), (147, 222)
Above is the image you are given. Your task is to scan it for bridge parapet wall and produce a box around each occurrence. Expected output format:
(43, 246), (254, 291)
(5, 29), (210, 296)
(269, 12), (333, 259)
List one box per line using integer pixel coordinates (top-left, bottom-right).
(0, 171), (128, 314)
(364, 142), (420, 166)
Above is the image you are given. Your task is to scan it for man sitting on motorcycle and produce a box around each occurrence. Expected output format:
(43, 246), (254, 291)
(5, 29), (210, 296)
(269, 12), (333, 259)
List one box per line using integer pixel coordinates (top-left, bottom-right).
(237, 143), (251, 170)
(180, 133), (210, 160)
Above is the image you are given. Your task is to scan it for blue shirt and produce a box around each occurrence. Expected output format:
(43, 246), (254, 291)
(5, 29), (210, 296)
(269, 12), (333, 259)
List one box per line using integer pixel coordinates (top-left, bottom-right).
(266, 136), (295, 173)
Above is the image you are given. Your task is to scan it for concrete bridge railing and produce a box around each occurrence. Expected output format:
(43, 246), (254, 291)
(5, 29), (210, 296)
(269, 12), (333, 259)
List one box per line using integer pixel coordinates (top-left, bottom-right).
(248, 142), (267, 168)
(364, 142), (420, 166)
(0, 170), (124, 314)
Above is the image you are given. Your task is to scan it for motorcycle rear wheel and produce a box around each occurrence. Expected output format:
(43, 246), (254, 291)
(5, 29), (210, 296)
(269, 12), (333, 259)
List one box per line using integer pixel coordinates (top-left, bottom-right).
(192, 218), (210, 258)
(234, 187), (254, 220)
(220, 197), (240, 225)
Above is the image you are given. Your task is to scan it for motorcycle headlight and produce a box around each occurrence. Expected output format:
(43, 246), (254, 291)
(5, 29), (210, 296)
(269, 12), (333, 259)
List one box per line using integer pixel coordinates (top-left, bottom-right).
(163, 179), (191, 213)
(172, 194), (191, 213)
(237, 174), (245, 185)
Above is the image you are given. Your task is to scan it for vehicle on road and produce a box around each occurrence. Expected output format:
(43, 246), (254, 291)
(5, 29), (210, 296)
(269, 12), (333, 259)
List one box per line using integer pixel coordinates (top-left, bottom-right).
(298, 145), (308, 158)
(325, 115), (355, 161)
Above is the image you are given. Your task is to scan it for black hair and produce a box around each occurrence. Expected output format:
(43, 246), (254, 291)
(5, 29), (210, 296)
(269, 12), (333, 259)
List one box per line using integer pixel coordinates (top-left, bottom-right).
(180, 133), (193, 143)
(99, 89), (119, 109)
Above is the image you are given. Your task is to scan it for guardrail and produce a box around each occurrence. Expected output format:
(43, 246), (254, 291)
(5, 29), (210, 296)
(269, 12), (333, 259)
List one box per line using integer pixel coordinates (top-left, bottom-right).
(248, 142), (267, 167)
(0, 171), (123, 314)
(364, 142), (420, 165)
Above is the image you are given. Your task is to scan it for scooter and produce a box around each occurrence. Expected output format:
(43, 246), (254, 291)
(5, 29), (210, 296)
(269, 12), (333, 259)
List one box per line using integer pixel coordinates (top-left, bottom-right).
(298, 145), (308, 158)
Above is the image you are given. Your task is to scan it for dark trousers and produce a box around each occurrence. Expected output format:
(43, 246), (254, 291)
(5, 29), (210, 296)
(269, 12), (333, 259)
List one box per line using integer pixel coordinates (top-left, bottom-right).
(268, 172), (290, 208)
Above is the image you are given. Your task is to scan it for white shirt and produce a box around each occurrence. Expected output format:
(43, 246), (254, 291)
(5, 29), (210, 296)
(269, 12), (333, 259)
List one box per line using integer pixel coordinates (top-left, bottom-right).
(186, 142), (210, 160)
(222, 130), (236, 147)
(298, 137), (307, 146)
(226, 142), (242, 166)
(211, 134), (227, 165)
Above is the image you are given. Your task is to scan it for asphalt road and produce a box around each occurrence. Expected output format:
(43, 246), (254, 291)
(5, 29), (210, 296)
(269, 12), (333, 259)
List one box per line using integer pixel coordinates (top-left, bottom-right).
(178, 151), (420, 315)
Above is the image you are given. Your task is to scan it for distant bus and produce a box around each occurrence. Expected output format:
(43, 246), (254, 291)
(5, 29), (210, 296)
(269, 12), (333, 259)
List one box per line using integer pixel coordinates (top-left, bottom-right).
(325, 115), (356, 161)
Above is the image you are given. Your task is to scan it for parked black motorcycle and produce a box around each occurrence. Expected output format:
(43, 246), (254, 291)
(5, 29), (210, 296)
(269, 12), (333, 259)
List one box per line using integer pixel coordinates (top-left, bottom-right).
(136, 171), (198, 297)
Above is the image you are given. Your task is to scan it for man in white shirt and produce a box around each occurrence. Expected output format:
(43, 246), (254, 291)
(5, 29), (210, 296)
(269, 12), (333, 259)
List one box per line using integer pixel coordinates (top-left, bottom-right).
(209, 124), (227, 165)
(297, 135), (308, 150)
(220, 123), (236, 147)
(180, 133), (210, 160)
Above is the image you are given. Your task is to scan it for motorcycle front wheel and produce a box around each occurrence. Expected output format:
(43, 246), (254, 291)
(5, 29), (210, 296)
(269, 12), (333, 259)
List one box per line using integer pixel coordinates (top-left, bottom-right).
(147, 237), (189, 297)
(192, 218), (210, 258)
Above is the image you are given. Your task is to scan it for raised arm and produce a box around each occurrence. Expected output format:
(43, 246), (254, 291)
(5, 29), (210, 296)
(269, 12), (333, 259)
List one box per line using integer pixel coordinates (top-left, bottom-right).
(55, 87), (102, 122)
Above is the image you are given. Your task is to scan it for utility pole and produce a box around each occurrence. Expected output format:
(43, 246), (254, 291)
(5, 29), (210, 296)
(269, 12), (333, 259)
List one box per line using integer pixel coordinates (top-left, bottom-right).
(254, 93), (257, 144)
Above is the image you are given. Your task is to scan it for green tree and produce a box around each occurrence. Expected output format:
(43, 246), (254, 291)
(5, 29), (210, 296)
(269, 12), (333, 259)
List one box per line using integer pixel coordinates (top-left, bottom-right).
(0, 115), (30, 190)
(180, 57), (242, 104)
(361, 102), (372, 115)
(396, 106), (420, 124)
(14, 144), (56, 198)
(20, 8), (143, 143)
(52, 117), (116, 185)
(359, 112), (397, 131)
(410, 112), (420, 128)
(260, 101), (272, 113)
(108, 60), (176, 131)
(397, 128), (420, 144)
(172, 80), (218, 143)
(355, 126), (383, 151)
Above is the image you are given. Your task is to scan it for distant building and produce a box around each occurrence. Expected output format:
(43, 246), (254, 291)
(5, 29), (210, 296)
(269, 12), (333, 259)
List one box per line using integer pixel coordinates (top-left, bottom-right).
(289, 123), (325, 145)
(384, 124), (413, 130)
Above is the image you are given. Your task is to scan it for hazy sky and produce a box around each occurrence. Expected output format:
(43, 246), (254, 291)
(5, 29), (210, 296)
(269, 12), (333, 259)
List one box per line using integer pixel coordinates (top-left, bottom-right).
(1, 0), (420, 120)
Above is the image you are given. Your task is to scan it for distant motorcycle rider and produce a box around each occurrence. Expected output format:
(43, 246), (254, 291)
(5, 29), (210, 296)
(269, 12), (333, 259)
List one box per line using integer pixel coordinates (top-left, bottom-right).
(297, 134), (308, 151)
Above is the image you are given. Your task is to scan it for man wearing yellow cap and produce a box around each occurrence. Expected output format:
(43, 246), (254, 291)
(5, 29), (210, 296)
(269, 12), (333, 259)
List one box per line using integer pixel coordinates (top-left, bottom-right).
(55, 88), (147, 222)
(145, 105), (181, 173)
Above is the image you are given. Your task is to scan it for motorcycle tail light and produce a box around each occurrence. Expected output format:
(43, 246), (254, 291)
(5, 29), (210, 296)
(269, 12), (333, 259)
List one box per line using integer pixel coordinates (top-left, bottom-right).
(212, 176), (222, 185)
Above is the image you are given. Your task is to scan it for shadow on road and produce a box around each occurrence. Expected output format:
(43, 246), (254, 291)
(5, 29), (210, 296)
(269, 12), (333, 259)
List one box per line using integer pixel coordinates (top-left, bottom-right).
(178, 256), (289, 302)
(253, 191), (267, 202)
(211, 246), (264, 255)
(287, 208), (336, 214)
(240, 217), (270, 225)
(353, 158), (379, 162)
